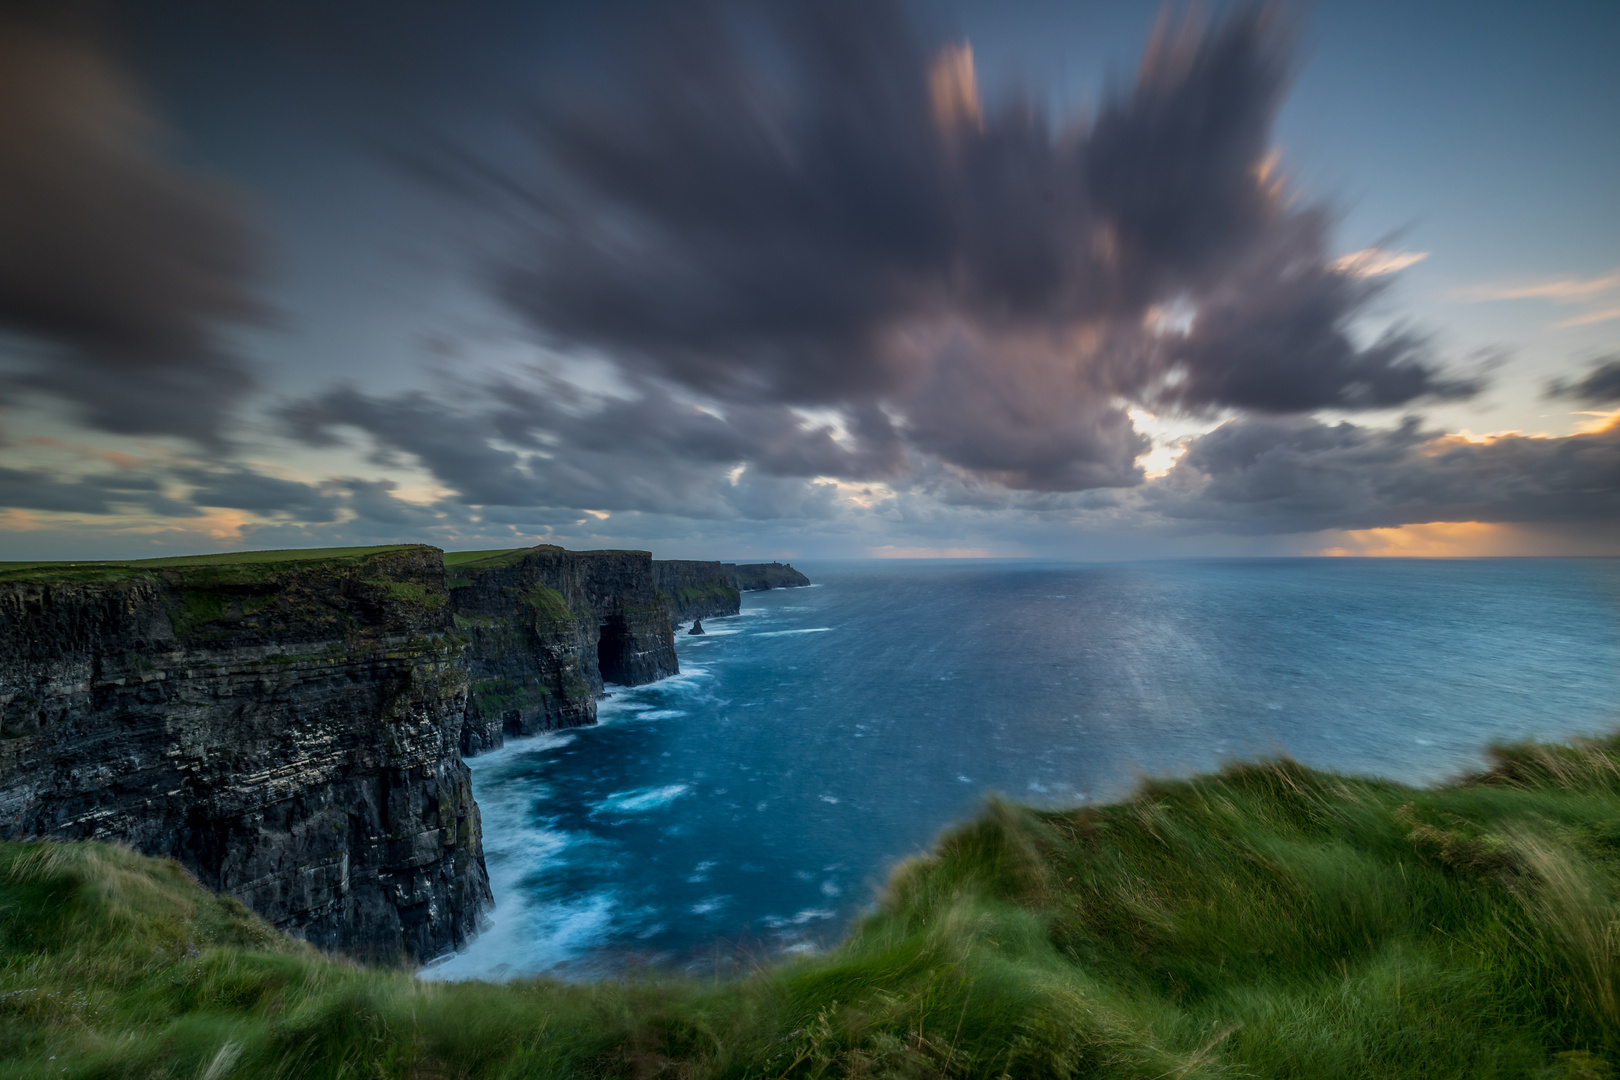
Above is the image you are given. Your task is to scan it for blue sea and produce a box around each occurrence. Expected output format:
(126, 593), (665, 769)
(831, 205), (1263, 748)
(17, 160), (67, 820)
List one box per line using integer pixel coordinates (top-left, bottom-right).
(424, 558), (1620, 980)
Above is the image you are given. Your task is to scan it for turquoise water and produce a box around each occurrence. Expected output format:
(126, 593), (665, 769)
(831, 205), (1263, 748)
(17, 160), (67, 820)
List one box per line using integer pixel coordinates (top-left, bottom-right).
(425, 558), (1620, 979)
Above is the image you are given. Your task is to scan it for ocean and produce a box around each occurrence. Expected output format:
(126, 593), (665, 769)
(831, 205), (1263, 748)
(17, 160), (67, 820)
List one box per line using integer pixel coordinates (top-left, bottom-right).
(423, 558), (1620, 980)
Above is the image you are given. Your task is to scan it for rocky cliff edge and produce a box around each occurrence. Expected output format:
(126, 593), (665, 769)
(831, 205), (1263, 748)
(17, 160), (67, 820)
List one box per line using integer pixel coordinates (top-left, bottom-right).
(0, 546), (488, 964)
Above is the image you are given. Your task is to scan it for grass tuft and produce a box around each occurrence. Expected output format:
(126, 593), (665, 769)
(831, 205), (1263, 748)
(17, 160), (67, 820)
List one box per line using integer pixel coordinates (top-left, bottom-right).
(5, 732), (1620, 1076)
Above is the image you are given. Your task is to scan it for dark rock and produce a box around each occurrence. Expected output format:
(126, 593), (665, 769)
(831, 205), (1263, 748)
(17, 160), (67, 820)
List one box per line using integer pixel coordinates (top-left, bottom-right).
(653, 560), (740, 630)
(448, 546), (677, 754)
(728, 562), (812, 591)
(0, 546), (489, 964)
(651, 559), (810, 631)
(688, 620), (705, 635)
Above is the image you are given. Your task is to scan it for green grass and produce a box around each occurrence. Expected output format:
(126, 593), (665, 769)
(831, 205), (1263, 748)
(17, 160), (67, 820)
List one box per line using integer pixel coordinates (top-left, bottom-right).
(5, 732), (1620, 1077)
(443, 548), (527, 567)
(444, 546), (563, 569)
(369, 579), (448, 610)
(0, 546), (429, 585)
(521, 583), (574, 623)
(674, 582), (741, 606)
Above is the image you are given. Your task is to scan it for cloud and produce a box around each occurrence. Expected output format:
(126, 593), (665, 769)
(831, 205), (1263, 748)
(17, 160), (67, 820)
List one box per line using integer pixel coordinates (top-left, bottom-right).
(0, 466), (193, 517)
(1547, 355), (1620, 405)
(1458, 272), (1620, 303)
(279, 378), (872, 519)
(1330, 247), (1429, 277)
(171, 466), (343, 521)
(1554, 306), (1620, 329)
(1150, 414), (1620, 533)
(0, 11), (266, 446)
(0, 450), (469, 538)
(1454, 269), (1620, 329)
(409, 0), (1470, 494)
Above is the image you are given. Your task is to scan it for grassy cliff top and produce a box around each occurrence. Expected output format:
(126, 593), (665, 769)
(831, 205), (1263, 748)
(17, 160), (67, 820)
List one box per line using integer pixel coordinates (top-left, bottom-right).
(4, 731), (1619, 1077)
(0, 545), (435, 585)
(443, 545), (657, 575)
(442, 546), (552, 568)
(1, 543), (672, 585)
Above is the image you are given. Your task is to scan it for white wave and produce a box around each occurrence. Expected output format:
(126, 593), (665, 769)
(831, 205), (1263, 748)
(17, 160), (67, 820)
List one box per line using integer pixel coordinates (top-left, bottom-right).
(593, 784), (691, 814)
(763, 907), (835, 929)
(688, 623), (745, 637)
(463, 730), (576, 771)
(690, 895), (730, 915)
(758, 628), (833, 637)
(423, 888), (617, 982)
(634, 709), (689, 721)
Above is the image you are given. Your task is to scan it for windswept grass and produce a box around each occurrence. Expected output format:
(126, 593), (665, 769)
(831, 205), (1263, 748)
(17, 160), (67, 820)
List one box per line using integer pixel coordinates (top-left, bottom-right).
(5, 732), (1620, 1077)
(0, 546), (426, 585)
(443, 548), (536, 567)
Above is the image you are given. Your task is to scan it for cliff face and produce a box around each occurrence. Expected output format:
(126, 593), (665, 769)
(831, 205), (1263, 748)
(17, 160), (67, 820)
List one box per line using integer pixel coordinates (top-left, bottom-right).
(729, 562), (812, 591)
(0, 547), (489, 964)
(449, 547), (678, 754)
(651, 560), (812, 630)
(653, 560), (742, 628)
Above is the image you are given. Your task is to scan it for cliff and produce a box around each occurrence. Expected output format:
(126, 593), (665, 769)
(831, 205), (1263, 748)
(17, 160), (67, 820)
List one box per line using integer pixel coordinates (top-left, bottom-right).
(729, 561), (811, 591)
(448, 546), (678, 754)
(0, 546), (489, 964)
(653, 560), (742, 627)
(651, 559), (812, 630)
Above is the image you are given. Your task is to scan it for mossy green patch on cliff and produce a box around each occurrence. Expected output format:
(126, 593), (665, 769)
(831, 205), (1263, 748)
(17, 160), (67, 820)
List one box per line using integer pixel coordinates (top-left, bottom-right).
(519, 583), (573, 623)
(366, 579), (447, 610)
(466, 675), (553, 719)
(6, 730), (1620, 1077)
(668, 581), (740, 609)
(172, 588), (234, 639)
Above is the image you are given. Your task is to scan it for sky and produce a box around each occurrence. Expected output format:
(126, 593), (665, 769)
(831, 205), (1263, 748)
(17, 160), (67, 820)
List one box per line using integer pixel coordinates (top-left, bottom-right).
(0, 0), (1616, 561)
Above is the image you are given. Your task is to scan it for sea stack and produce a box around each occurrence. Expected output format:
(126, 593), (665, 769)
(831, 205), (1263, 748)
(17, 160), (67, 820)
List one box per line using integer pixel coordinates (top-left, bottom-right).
(689, 619), (705, 635)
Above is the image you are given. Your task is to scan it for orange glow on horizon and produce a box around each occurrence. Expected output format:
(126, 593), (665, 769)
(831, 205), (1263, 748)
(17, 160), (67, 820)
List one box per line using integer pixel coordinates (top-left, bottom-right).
(1315, 520), (1620, 558)
(1318, 521), (1505, 558)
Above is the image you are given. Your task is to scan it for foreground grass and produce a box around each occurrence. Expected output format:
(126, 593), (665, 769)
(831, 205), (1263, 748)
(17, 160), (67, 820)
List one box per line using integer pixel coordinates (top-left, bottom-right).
(5, 735), (1620, 1078)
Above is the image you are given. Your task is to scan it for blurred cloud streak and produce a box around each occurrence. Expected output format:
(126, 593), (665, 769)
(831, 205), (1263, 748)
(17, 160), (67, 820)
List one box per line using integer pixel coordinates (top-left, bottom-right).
(0, 9), (267, 446)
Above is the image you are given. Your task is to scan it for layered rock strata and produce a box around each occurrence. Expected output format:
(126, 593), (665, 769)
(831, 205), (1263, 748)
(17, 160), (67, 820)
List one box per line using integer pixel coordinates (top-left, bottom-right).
(449, 547), (678, 754)
(729, 561), (812, 591)
(651, 559), (812, 631)
(0, 546), (489, 964)
(653, 560), (742, 628)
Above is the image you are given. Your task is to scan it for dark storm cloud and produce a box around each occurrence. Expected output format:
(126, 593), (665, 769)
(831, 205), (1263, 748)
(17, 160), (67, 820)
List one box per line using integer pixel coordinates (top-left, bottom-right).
(0, 466), (193, 516)
(418, 0), (1472, 494)
(280, 381), (863, 518)
(172, 466), (342, 520)
(0, 11), (265, 445)
(1548, 356), (1620, 406)
(1147, 213), (1474, 413)
(0, 452), (461, 530)
(1150, 415), (1620, 533)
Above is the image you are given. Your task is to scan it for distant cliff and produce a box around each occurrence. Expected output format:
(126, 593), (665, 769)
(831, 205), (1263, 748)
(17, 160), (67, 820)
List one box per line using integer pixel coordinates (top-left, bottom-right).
(654, 560), (742, 627)
(729, 561), (812, 592)
(0, 546), (487, 964)
(652, 559), (811, 630)
(449, 546), (678, 754)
